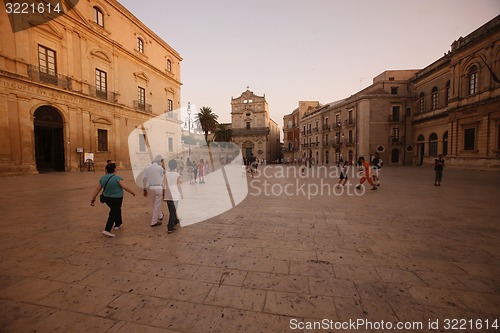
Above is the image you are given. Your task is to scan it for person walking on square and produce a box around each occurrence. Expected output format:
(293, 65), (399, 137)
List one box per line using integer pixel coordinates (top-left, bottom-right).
(143, 155), (165, 227)
(198, 159), (205, 183)
(336, 161), (349, 188)
(434, 154), (445, 186)
(91, 163), (136, 237)
(355, 156), (378, 191)
(204, 160), (210, 175)
(193, 162), (198, 183)
(186, 157), (194, 184)
(177, 156), (185, 175)
(371, 152), (383, 187)
(163, 159), (184, 234)
(249, 153), (257, 178)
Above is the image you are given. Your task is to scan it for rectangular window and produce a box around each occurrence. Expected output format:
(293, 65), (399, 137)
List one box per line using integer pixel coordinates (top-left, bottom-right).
(246, 122), (251, 129)
(348, 130), (353, 143)
(95, 69), (107, 99)
(168, 137), (173, 152)
(429, 141), (438, 157)
(38, 45), (57, 83)
(392, 106), (400, 122)
(391, 128), (399, 143)
(138, 86), (145, 110)
(98, 129), (108, 152)
(432, 92), (438, 109)
(348, 110), (353, 122)
(139, 134), (147, 153)
(391, 87), (398, 95)
(93, 7), (104, 27)
(469, 73), (477, 95)
(406, 108), (411, 117)
(168, 99), (173, 112)
(137, 38), (144, 53)
(464, 128), (475, 150)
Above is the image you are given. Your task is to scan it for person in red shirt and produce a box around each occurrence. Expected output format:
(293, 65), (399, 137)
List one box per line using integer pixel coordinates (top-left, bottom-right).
(355, 156), (378, 191)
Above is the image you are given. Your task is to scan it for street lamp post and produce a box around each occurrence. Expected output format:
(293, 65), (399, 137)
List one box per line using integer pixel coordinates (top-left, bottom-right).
(186, 102), (192, 156)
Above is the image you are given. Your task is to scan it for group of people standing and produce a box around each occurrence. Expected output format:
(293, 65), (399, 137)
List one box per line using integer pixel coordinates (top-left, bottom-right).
(90, 155), (183, 237)
(186, 157), (209, 184)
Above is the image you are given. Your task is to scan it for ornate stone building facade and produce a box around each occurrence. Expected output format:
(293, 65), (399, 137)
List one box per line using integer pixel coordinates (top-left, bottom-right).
(230, 89), (280, 162)
(412, 16), (500, 168)
(292, 70), (416, 166)
(284, 15), (499, 169)
(0, 0), (182, 175)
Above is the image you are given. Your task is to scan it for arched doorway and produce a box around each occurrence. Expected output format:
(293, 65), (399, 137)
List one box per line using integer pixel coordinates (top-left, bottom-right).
(391, 148), (399, 164)
(34, 106), (65, 172)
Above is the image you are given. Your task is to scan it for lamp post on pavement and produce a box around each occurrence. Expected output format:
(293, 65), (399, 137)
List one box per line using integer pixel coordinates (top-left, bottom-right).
(186, 102), (192, 156)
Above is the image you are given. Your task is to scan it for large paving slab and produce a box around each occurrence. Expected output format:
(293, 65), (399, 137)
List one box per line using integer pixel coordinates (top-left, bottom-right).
(0, 165), (499, 332)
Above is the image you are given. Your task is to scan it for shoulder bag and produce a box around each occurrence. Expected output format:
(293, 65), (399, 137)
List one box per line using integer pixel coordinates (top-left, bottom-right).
(100, 175), (114, 203)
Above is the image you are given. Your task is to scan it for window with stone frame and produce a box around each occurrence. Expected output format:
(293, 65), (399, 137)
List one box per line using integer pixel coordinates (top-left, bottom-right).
(38, 45), (57, 79)
(431, 87), (438, 109)
(93, 6), (104, 27)
(468, 65), (478, 95)
(429, 133), (438, 156)
(95, 69), (107, 99)
(98, 129), (108, 152)
(443, 131), (448, 156)
(137, 37), (144, 53)
(139, 133), (147, 153)
(419, 92), (425, 113)
(168, 137), (173, 152)
(464, 127), (476, 151)
(138, 86), (145, 110)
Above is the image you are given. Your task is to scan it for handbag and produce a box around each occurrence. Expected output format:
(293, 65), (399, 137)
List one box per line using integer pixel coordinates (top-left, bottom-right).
(99, 175), (114, 203)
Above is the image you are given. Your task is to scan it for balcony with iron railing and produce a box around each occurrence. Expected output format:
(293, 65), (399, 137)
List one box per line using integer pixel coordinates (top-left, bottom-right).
(28, 65), (72, 90)
(165, 111), (179, 121)
(389, 136), (403, 145)
(344, 119), (356, 127)
(322, 124), (331, 132)
(330, 140), (343, 148)
(388, 115), (403, 123)
(88, 86), (119, 103)
(134, 100), (152, 113)
(344, 140), (354, 147)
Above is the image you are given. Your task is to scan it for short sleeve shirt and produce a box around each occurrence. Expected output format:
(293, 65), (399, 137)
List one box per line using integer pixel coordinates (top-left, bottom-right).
(100, 174), (124, 198)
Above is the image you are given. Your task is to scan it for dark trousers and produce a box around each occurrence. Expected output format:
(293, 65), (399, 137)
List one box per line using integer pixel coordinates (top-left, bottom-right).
(166, 200), (178, 231)
(435, 170), (443, 184)
(104, 197), (123, 231)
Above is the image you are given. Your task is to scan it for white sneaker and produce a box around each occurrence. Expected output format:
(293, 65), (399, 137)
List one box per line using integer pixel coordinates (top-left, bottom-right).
(113, 226), (121, 230)
(102, 230), (115, 237)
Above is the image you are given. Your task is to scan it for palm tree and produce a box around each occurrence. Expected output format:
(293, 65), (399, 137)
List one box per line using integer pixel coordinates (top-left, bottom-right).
(196, 106), (218, 145)
(214, 123), (232, 143)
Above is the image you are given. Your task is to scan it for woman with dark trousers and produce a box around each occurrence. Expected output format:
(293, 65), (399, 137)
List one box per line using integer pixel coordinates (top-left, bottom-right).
(91, 163), (136, 237)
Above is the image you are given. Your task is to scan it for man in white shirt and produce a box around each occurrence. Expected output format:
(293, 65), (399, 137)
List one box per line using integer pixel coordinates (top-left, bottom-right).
(143, 155), (165, 227)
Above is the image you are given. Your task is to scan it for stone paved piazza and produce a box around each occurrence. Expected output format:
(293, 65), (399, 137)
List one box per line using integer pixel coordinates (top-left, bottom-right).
(0, 166), (499, 332)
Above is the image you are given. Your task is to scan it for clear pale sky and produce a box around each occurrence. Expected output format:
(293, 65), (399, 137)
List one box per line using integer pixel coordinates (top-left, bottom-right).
(117, 0), (499, 127)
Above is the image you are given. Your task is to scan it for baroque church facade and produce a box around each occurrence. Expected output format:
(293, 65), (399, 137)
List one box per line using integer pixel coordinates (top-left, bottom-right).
(230, 89), (280, 163)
